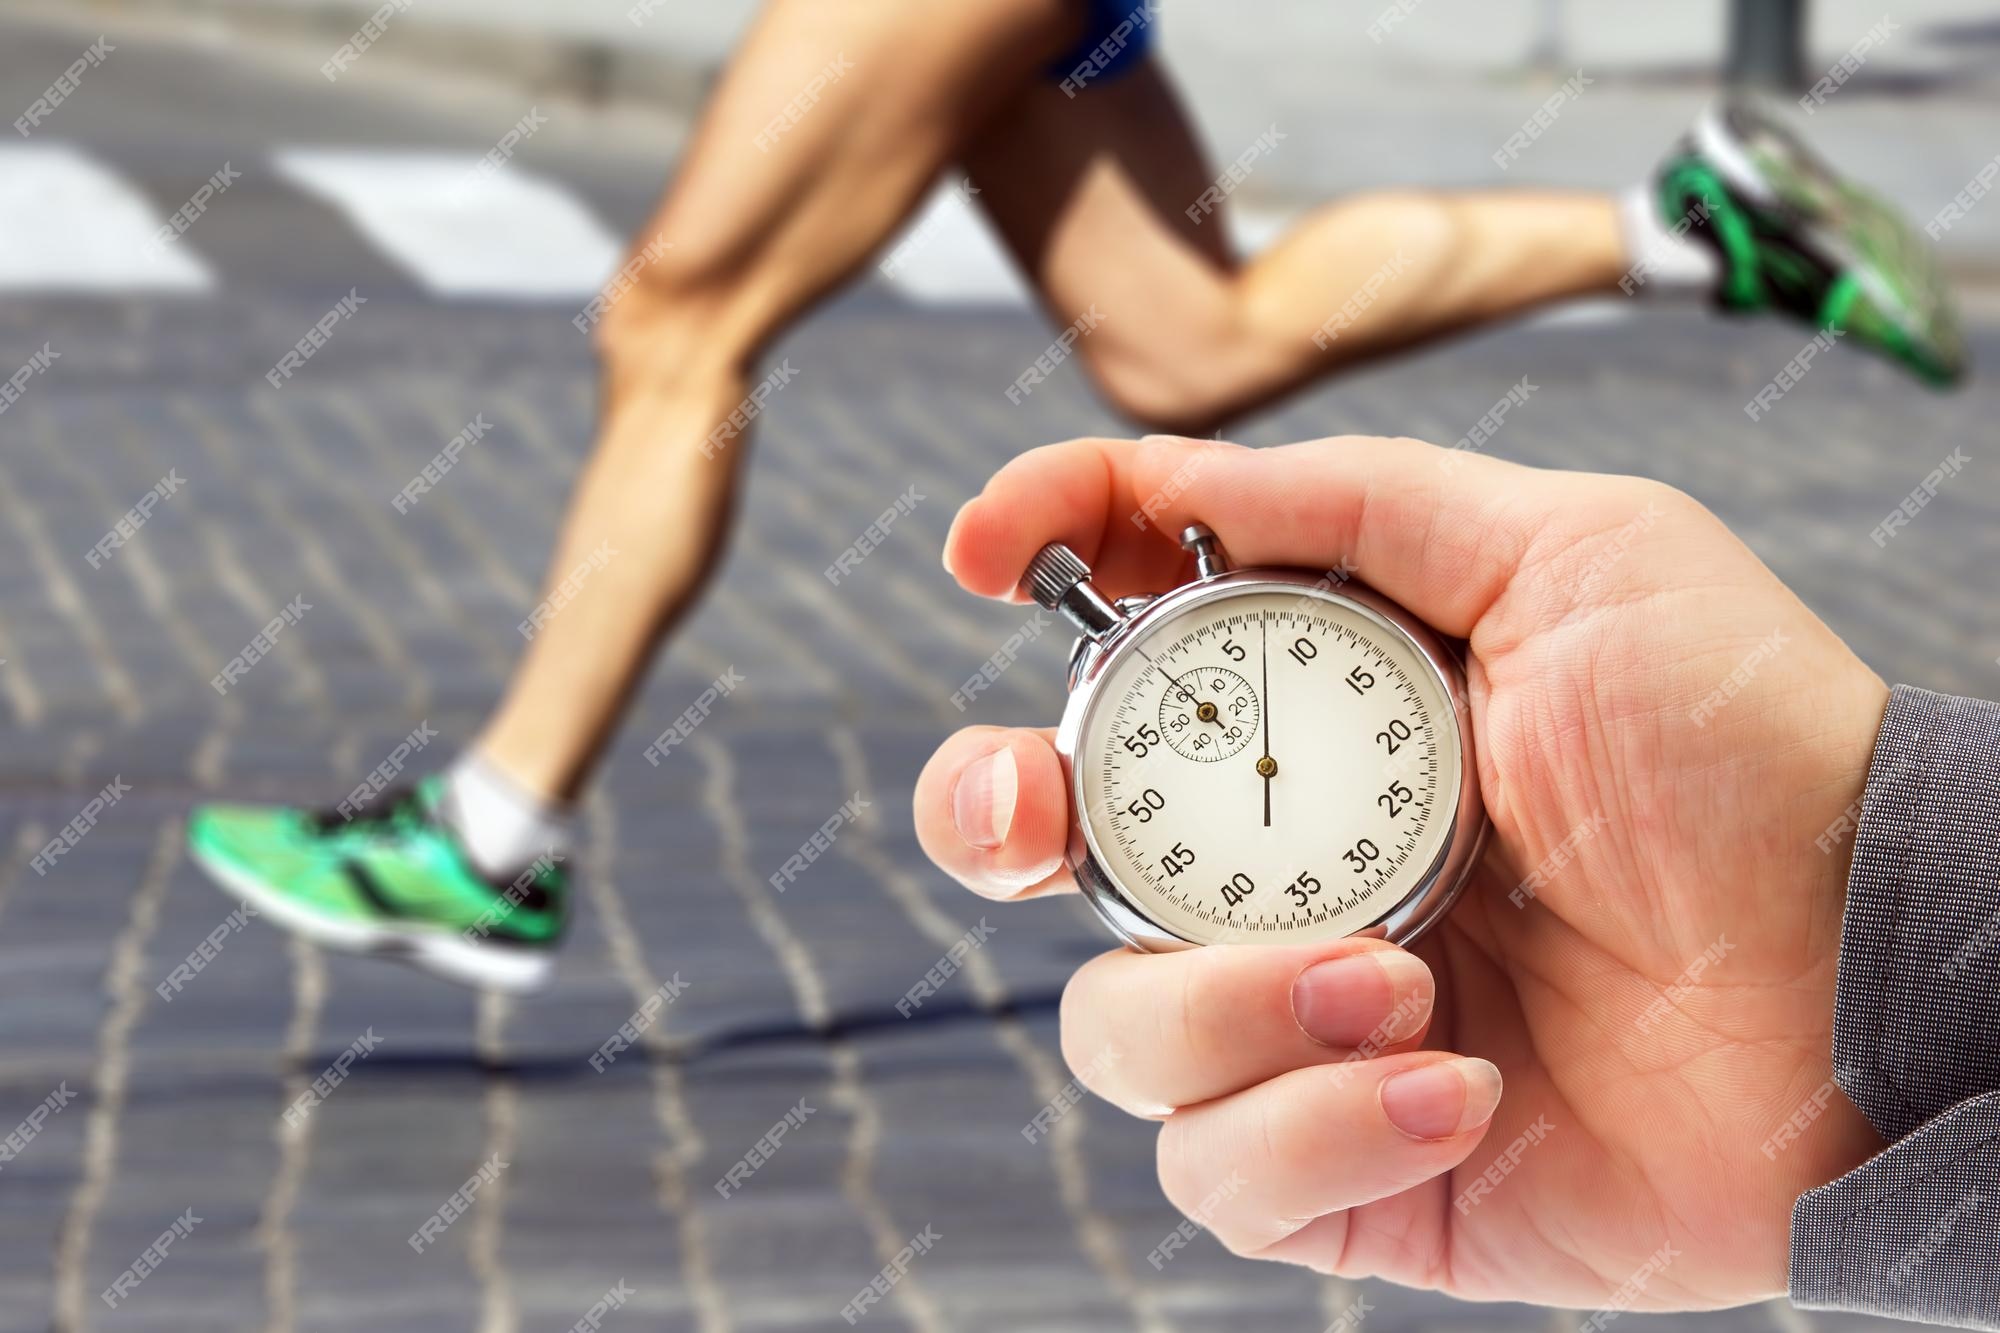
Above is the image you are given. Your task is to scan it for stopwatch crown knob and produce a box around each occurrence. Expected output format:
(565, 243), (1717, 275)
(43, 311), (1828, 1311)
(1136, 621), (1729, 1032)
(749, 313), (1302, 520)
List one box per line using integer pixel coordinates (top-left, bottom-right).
(1023, 543), (1091, 609)
(1179, 524), (1230, 579)
(1023, 543), (1123, 641)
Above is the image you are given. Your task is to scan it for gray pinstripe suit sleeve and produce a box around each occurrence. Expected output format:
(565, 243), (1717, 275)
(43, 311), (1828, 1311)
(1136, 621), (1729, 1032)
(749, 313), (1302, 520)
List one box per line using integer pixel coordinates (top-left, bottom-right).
(1790, 685), (2000, 1328)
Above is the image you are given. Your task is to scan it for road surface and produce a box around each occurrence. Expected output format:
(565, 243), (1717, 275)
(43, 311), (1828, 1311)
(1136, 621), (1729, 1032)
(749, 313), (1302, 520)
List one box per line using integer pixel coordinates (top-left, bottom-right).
(0, 9), (1993, 1331)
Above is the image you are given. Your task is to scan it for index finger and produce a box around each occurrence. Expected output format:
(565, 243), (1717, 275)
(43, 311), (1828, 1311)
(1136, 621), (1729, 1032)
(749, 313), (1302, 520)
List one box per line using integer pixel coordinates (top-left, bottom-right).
(943, 434), (1218, 610)
(944, 433), (1583, 640)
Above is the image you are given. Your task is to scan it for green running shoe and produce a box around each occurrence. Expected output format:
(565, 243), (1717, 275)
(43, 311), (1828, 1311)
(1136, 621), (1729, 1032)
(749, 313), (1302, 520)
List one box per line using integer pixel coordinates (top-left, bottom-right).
(1655, 98), (1965, 386)
(186, 776), (565, 993)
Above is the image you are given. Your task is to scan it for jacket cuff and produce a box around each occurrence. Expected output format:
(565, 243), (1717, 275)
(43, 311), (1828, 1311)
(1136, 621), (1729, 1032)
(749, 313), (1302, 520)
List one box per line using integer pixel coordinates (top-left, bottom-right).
(1791, 1090), (2000, 1328)
(1830, 685), (2000, 1142)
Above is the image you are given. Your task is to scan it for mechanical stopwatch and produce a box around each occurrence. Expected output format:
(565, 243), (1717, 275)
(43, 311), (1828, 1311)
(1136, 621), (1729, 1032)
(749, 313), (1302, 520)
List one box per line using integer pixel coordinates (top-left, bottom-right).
(1024, 525), (1486, 950)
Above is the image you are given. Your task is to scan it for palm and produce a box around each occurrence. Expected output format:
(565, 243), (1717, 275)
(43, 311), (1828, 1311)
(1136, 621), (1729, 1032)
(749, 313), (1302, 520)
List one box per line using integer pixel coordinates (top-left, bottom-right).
(1329, 514), (1888, 1307)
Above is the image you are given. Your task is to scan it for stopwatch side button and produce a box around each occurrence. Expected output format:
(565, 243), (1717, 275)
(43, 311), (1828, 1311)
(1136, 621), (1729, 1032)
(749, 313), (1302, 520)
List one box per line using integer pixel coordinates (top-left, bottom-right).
(1023, 542), (1124, 641)
(1179, 523), (1231, 579)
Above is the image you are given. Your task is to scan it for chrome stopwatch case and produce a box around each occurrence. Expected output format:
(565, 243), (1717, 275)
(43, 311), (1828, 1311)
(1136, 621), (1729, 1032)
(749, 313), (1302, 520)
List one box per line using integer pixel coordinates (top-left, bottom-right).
(1025, 525), (1485, 951)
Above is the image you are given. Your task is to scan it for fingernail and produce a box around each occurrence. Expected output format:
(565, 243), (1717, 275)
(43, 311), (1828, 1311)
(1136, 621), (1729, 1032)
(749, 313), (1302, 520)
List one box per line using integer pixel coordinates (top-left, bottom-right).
(1139, 433), (1249, 450)
(1291, 950), (1433, 1049)
(952, 747), (1017, 851)
(1380, 1058), (1502, 1141)
(942, 512), (965, 574)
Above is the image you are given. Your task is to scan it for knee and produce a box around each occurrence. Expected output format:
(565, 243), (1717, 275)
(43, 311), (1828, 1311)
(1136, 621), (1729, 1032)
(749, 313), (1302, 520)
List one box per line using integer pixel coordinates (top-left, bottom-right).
(1077, 291), (1290, 436)
(1081, 346), (1234, 438)
(590, 234), (757, 373)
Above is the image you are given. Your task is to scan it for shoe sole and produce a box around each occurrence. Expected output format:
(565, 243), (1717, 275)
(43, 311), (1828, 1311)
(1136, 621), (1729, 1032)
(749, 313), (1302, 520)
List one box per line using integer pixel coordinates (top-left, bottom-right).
(190, 843), (554, 994)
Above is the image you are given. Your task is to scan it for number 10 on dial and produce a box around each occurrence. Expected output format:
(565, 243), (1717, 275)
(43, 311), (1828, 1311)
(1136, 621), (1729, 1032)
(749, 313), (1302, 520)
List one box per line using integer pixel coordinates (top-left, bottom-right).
(1022, 525), (1485, 950)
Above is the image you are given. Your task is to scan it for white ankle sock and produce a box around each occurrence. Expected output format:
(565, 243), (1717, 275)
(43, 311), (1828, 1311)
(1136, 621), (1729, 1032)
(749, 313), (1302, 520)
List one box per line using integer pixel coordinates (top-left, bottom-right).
(442, 754), (570, 880)
(1616, 183), (1722, 298)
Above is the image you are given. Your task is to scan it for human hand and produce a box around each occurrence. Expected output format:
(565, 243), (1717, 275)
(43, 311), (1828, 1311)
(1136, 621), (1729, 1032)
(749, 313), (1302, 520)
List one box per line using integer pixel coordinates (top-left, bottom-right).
(915, 434), (1888, 1310)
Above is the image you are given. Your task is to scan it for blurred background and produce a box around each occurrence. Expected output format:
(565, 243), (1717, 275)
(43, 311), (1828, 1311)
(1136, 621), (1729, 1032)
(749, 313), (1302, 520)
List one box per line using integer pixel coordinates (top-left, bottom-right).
(0, 0), (1995, 1329)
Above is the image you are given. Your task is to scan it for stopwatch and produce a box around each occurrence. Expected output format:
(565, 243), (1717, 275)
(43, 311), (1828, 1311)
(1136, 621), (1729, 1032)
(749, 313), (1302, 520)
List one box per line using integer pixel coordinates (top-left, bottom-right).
(1023, 524), (1485, 950)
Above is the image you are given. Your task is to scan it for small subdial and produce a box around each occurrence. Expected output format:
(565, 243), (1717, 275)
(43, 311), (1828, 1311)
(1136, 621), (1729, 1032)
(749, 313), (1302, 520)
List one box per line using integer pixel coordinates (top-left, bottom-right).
(1157, 665), (1259, 762)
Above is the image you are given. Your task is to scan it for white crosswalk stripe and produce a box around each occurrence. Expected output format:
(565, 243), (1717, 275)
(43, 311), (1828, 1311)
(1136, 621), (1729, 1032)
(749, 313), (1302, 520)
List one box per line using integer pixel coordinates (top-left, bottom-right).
(271, 148), (627, 300)
(0, 145), (214, 292)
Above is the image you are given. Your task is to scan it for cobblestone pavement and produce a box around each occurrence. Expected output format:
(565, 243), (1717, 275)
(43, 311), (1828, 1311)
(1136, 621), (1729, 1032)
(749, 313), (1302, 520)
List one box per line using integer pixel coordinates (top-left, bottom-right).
(4, 291), (1993, 1333)
(3, 12), (1999, 1333)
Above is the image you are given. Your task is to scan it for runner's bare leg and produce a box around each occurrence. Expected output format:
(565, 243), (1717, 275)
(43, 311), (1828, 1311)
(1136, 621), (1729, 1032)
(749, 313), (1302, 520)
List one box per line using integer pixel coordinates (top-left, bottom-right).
(484, 14), (1634, 801)
(966, 65), (1629, 433)
(474, 0), (1090, 799)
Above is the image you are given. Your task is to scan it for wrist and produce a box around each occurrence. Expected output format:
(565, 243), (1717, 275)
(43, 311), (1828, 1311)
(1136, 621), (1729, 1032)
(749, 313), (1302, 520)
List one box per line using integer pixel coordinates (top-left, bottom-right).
(1755, 672), (1891, 1289)
(1806, 674), (1892, 916)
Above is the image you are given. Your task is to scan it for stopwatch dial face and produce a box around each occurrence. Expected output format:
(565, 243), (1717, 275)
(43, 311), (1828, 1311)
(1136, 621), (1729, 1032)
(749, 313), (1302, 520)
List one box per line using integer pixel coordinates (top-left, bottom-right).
(1077, 588), (1463, 945)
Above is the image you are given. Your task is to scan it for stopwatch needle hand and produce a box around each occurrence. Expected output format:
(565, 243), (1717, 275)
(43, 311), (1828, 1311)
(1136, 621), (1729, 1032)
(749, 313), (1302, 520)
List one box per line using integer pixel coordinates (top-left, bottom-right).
(1255, 753), (1276, 828)
(1259, 612), (1273, 826)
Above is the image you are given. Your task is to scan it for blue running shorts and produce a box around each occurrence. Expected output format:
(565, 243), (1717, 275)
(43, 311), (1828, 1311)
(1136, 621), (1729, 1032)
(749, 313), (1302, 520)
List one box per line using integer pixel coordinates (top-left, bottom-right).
(1047, 0), (1157, 92)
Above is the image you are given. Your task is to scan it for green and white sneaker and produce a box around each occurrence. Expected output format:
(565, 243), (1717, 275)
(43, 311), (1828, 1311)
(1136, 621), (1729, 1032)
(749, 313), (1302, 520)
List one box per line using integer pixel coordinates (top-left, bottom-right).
(1656, 98), (1965, 386)
(186, 776), (566, 993)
